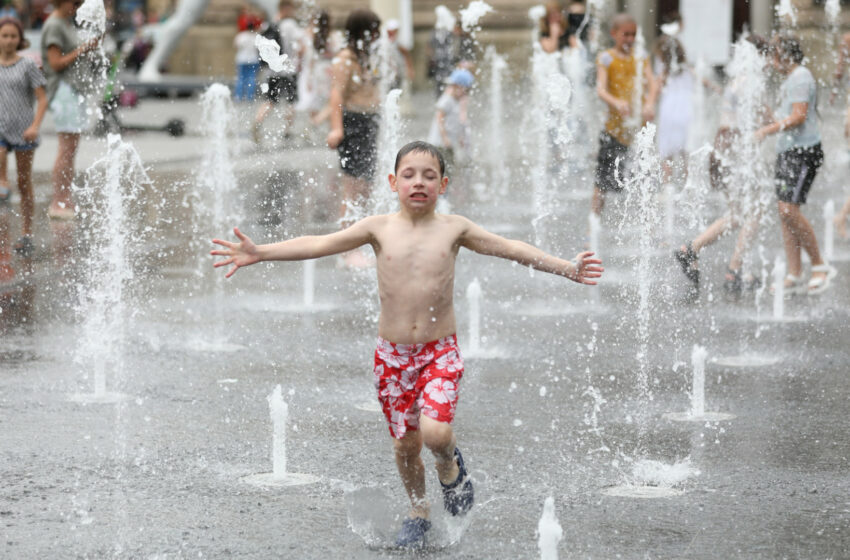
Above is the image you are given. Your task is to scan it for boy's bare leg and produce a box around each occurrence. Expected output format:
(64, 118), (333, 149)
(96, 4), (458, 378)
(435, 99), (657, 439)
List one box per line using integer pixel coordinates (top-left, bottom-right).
(691, 214), (735, 254)
(15, 150), (35, 236)
(52, 132), (80, 211)
(0, 146), (8, 191)
(729, 215), (760, 273)
(394, 429), (429, 519)
(778, 201), (825, 282)
(419, 415), (460, 485)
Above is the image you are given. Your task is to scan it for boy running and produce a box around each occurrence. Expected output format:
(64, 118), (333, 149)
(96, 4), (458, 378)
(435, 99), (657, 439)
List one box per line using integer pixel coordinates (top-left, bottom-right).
(591, 13), (658, 219)
(211, 141), (603, 548)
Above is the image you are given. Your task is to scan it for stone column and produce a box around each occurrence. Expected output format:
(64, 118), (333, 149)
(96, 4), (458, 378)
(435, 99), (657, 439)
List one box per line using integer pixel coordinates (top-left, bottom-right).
(750, 0), (775, 35)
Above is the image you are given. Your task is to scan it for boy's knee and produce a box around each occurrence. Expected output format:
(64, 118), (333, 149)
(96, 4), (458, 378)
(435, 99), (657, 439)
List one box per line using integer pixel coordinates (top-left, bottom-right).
(420, 418), (454, 453)
(393, 431), (423, 459)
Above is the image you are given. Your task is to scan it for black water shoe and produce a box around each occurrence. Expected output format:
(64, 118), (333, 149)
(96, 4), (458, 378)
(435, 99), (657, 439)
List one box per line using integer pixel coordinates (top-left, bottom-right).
(441, 448), (474, 516)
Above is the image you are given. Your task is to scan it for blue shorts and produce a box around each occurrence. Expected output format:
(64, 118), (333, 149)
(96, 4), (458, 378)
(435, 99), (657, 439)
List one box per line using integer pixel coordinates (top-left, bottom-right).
(0, 137), (38, 151)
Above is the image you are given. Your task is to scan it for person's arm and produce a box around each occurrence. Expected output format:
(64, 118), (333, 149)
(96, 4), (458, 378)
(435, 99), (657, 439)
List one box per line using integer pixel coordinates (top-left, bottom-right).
(326, 53), (349, 149)
(642, 59), (658, 122)
(23, 86), (47, 142)
(46, 36), (101, 73)
(596, 61), (629, 116)
(211, 219), (375, 278)
(458, 218), (603, 284)
(436, 110), (450, 147)
(754, 101), (807, 141)
(539, 21), (561, 53)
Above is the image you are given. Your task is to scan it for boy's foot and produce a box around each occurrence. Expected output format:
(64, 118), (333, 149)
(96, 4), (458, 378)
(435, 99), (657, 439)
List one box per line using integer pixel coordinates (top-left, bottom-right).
(395, 517), (430, 549)
(441, 448), (474, 516)
(673, 243), (699, 287)
(723, 268), (741, 297)
(808, 263), (837, 295)
(770, 274), (806, 297)
(13, 235), (35, 258)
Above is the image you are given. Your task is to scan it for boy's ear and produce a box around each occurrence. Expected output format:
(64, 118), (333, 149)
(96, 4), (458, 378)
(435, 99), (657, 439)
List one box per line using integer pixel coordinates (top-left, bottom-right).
(388, 173), (398, 192)
(439, 176), (448, 194)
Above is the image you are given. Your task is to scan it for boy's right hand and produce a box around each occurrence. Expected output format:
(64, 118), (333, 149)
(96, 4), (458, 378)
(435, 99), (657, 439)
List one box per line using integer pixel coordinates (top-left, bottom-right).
(211, 227), (260, 278)
(327, 128), (344, 149)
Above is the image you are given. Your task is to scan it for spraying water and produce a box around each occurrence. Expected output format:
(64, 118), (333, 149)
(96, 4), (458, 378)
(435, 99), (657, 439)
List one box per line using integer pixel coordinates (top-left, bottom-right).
(772, 257), (786, 320)
(824, 200), (835, 262)
(269, 385), (289, 478)
(373, 88), (403, 215)
(626, 27), (646, 131)
(71, 134), (151, 403)
(690, 345), (708, 418)
(255, 34), (296, 74)
(460, 1), (494, 32)
(537, 496), (562, 560)
(485, 47), (509, 189)
(528, 5), (546, 44)
(435, 5), (456, 31)
(303, 260), (315, 308)
(776, 0), (797, 27)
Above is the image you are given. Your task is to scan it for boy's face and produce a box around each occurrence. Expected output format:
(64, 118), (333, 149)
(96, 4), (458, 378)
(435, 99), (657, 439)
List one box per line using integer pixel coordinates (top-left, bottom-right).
(389, 151), (448, 212)
(611, 22), (637, 52)
(450, 84), (466, 99)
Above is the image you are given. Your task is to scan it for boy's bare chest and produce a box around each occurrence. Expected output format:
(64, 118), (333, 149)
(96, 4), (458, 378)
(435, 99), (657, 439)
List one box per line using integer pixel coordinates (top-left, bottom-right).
(377, 233), (457, 275)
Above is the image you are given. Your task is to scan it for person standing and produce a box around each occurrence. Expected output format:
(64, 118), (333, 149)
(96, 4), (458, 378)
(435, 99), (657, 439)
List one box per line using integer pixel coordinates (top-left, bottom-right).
(41, 0), (100, 219)
(755, 34), (836, 295)
(0, 17), (47, 255)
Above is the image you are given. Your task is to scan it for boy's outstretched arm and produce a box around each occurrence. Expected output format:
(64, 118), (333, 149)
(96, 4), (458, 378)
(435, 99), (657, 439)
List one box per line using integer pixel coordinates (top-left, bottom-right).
(458, 218), (603, 284)
(211, 219), (375, 278)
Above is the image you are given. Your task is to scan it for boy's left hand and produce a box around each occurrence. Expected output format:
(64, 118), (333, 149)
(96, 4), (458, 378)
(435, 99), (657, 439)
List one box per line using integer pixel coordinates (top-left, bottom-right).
(572, 251), (604, 285)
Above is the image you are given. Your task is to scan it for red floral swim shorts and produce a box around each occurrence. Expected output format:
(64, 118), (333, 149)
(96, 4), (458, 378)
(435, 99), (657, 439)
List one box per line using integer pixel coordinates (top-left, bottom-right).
(374, 334), (464, 439)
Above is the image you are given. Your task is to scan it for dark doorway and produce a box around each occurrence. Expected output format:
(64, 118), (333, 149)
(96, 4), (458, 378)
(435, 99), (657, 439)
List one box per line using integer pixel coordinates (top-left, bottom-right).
(657, 0), (680, 31)
(733, 0), (751, 40)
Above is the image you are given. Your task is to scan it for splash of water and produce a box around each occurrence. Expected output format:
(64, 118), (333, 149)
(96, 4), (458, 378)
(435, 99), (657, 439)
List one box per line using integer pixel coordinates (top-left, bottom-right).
(466, 278), (482, 354)
(776, 0), (797, 26)
(690, 345), (708, 417)
(74, 134), (151, 397)
(435, 5), (456, 31)
(824, 200), (835, 262)
(485, 47), (509, 189)
(630, 458), (699, 487)
(626, 27), (646, 131)
(460, 1), (494, 32)
(373, 88), (402, 215)
(772, 257), (785, 320)
(76, 0), (106, 39)
(255, 34), (295, 74)
(269, 385), (289, 478)
(826, 0), (841, 27)
(537, 497), (563, 560)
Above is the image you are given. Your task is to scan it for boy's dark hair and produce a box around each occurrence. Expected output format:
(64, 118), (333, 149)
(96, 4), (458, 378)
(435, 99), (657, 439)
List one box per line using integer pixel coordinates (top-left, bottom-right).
(395, 141), (446, 177)
(345, 9), (381, 66)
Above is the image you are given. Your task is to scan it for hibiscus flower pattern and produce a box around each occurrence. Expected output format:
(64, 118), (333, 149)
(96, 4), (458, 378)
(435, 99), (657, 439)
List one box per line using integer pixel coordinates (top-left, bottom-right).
(373, 334), (464, 438)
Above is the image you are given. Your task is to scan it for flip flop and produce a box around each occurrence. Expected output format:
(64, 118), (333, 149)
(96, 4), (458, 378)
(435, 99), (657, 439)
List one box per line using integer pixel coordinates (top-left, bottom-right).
(808, 263), (837, 295)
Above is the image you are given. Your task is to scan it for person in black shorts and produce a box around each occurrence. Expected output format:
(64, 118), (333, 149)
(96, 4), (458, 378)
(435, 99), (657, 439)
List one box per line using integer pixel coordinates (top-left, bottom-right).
(755, 34), (836, 295)
(595, 131), (629, 194)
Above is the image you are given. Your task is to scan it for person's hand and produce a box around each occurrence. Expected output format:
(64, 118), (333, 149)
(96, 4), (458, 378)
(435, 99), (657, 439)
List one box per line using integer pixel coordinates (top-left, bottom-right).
(22, 125), (39, 143)
(326, 128), (343, 149)
(614, 99), (630, 117)
(78, 35), (102, 55)
(753, 127), (769, 143)
(211, 227), (260, 278)
(571, 251), (604, 285)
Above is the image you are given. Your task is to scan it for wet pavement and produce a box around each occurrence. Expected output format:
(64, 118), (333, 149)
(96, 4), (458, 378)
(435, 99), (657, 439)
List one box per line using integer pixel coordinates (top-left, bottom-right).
(1, 89), (850, 559)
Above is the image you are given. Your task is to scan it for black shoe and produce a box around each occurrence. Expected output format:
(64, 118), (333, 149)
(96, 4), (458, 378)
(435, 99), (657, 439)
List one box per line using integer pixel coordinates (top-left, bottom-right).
(673, 243), (700, 287)
(395, 517), (431, 549)
(441, 448), (474, 516)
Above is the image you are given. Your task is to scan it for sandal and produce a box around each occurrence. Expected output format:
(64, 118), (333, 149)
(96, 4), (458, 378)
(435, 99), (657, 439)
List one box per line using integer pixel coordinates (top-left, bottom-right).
(673, 242), (700, 287)
(808, 263), (837, 295)
(440, 448), (474, 516)
(395, 517), (431, 549)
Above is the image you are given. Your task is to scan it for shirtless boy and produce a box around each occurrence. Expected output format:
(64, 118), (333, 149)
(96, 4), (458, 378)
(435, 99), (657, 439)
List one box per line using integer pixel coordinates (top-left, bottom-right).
(211, 141), (603, 548)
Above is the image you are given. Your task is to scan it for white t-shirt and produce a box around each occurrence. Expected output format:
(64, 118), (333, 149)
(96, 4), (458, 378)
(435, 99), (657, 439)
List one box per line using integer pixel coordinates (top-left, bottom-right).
(234, 31), (259, 65)
(427, 92), (466, 148)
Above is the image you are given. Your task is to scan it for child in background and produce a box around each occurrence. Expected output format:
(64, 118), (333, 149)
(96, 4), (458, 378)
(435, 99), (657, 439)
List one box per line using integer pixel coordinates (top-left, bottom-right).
(654, 34), (693, 184)
(211, 141), (603, 549)
(427, 68), (473, 172)
(233, 20), (260, 102)
(0, 17), (47, 256)
(590, 13), (657, 220)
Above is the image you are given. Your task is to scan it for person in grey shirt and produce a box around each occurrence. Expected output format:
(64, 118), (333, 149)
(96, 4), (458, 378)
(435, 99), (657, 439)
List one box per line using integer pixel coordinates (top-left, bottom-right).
(755, 34), (836, 295)
(40, 0), (100, 220)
